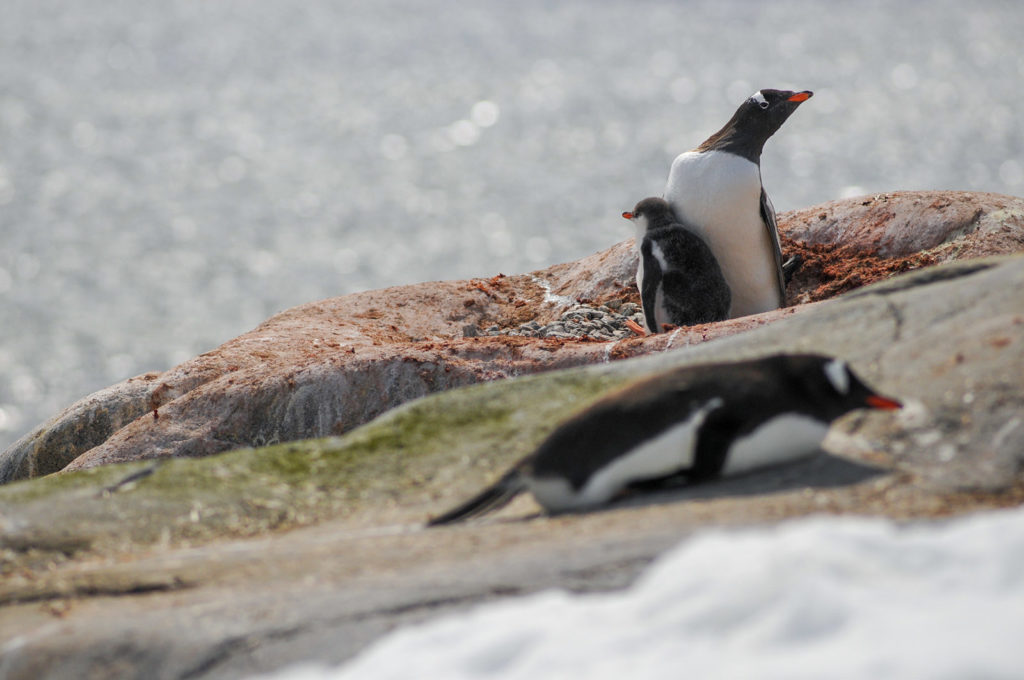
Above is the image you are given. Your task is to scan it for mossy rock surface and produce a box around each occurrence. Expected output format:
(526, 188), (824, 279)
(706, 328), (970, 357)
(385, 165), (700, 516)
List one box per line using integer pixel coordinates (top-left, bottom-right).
(3, 254), (1023, 576)
(0, 364), (632, 569)
(1, 254), (1024, 680)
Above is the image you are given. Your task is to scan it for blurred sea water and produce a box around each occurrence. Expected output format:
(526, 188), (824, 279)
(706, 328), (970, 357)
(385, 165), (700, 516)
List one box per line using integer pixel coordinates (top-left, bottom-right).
(1, 0), (1022, 451)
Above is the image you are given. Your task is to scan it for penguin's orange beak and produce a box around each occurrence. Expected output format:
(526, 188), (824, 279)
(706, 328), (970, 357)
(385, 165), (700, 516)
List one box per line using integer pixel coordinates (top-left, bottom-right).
(866, 394), (902, 410)
(787, 91), (813, 103)
(622, 211), (635, 220)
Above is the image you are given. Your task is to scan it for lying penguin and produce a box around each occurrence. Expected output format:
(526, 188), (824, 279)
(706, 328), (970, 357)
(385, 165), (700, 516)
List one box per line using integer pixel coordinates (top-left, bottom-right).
(427, 354), (902, 525)
(623, 197), (731, 332)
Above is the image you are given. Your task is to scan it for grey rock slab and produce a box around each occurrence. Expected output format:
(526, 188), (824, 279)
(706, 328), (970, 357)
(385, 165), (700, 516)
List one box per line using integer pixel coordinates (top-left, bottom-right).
(2, 255), (1024, 679)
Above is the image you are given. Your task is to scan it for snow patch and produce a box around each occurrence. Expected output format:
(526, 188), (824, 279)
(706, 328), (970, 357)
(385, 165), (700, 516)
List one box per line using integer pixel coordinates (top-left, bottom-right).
(256, 507), (1024, 680)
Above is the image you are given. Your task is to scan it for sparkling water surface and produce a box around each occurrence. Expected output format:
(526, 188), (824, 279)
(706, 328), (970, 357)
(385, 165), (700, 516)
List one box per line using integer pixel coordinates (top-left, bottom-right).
(1, 1), (1022, 450)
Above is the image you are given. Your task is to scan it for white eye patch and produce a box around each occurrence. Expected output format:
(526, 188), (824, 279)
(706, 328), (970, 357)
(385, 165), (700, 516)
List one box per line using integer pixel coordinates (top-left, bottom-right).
(824, 358), (851, 394)
(751, 91), (769, 109)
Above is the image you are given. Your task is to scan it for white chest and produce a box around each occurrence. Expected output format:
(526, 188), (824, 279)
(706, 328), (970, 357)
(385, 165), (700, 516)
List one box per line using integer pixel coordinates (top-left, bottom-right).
(664, 150), (781, 317)
(722, 414), (828, 475)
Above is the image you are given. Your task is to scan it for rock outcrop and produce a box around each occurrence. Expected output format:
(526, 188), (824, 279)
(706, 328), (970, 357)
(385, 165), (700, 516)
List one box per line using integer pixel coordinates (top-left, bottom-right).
(0, 191), (1023, 680)
(2, 191), (1022, 483)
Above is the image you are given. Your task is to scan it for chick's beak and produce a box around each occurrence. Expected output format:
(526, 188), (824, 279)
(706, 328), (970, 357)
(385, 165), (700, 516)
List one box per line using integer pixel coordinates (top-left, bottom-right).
(622, 211), (634, 220)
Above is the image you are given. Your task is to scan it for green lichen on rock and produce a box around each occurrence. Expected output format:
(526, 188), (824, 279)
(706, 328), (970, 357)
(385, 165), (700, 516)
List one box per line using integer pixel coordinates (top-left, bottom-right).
(0, 361), (632, 568)
(4, 252), (1023, 578)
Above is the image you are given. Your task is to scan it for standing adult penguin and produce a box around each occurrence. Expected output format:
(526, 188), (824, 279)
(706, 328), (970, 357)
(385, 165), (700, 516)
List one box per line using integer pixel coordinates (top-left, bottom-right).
(427, 353), (901, 525)
(664, 88), (812, 318)
(622, 197), (730, 332)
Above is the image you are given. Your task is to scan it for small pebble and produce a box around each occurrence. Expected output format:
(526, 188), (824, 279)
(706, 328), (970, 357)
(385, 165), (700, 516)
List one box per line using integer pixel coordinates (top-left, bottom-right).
(491, 302), (644, 341)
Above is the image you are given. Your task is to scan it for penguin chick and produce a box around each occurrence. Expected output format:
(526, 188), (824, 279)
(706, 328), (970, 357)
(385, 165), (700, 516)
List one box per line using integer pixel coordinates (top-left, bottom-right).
(427, 353), (901, 525)
(622, 197), (730, 332)
(665, 88), (812, 318)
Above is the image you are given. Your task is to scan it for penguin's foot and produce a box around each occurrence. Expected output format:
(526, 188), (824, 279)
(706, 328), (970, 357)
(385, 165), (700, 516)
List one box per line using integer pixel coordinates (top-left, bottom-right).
(625, 319), (647, 336)
(661, 323), (679, 333)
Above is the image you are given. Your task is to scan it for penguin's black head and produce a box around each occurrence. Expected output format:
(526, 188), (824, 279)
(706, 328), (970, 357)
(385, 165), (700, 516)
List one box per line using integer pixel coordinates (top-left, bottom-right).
(622, 196), (678, 231)
(698, 88), (812, 163)
(743, 89), (813, 127)
(786, 354), (902, 421)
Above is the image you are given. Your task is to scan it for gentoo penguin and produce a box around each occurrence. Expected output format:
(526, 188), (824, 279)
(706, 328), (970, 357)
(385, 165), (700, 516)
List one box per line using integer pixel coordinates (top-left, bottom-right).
(664, 88), (812, 318)
(622, 197), (730, 332)
(427, 353), (901, 525)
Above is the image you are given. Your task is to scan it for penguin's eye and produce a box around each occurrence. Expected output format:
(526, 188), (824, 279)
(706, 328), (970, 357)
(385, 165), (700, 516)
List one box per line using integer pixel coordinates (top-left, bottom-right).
(751, 91), (769, 110)
(758, 100), (770, 110)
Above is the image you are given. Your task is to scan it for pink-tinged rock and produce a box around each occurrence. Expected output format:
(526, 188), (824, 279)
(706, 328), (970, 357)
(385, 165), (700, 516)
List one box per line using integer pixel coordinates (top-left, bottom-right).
(2, 191), (1023, 480)
(784, 190), (1024, 259)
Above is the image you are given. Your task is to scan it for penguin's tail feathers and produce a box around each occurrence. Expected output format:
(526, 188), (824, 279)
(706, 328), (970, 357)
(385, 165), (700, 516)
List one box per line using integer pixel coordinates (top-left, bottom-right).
(427, 470), (526, 527)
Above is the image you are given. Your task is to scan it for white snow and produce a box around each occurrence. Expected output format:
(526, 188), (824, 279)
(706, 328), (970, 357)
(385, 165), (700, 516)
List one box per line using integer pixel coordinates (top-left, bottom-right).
(257, 506), (1024, 680)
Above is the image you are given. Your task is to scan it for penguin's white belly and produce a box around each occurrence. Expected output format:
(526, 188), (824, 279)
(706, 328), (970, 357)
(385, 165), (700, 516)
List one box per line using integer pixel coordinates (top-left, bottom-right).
(722, 414), (828, 475)
(525, 399), (722, 512)
(637, 237), (672, 332)
(664, 150), (781, 318)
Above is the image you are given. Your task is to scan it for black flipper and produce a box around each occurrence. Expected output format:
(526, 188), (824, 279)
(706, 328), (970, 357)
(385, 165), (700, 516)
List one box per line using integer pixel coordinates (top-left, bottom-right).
(427, 470), (527, 526)
(639, 237), (663, 333)
(759, 188), (787, 304)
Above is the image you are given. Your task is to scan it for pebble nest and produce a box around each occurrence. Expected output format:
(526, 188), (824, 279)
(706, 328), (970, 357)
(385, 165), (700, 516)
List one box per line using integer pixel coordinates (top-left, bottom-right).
(473, 301), (646, 341)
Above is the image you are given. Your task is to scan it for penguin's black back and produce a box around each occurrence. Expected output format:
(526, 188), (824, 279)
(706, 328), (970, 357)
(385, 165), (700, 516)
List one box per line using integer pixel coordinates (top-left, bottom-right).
(527, 354), (874, 490)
